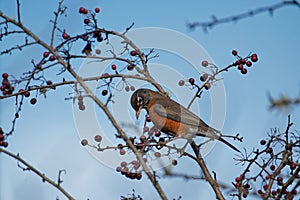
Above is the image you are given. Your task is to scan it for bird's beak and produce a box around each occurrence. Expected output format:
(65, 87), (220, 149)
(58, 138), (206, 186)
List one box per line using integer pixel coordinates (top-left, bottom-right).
(136, 106), (142, 120)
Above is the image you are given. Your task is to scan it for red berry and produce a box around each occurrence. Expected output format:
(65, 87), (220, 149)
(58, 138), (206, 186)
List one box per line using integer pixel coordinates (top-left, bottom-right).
(125, 85), (130, 92)
(24, 91), (30, 97)
(290, 163), (296, 170)
(251, 54), (258, 62)
(94, 135), (102, 142)
(43, 52), (50, 58)
(188, 77), (195, 85)
(95, 7), (100, 13)
(200, 73), (208, 82)
(130, 50), (138, 56)
(136, 173), (142, 180)
(201, 60), (209, 67)
(178, 80), (185, 86)
(260, 139), (266, 145)
(266, 175), (270, 179)
(258, 189), (263, 194)
(238, 64), (244, 70)
(79, 7), (88, 14)
(277, 176), (283, 182)
(263, 185), (268, 191)
(81, 139), (88, 146)
(84, 18), (90, 24)
(235, 177), (241, 182)
(30, 98), (37, 105)
(235, 60), (241, 65)
(2, 73), (8, 79)
(154, 151), (161, 157)
(240, 59), (246, 64)
(111, 64), (117, 70)
(101, 89), (108, 96)
(46, 80), (52, 85)
(2, 141), (8, 148)
(155, 131), (161, 137)
(116, 166), (122, 172)
(270, 164), (275, 171)
(241, 68), (247, 74)
(62, 32), (69, 39)
(121, 161), (127, 167)
(246, 61), (252, 67)
(232, 50), (238, 56)
(0, 134), (4, 141)
(146, 116), (151, 122)
(49, 55), (55, 61)
(119, 149), (126, 155)
(130, 86), (135, 91)
(285, 144), (292, 150)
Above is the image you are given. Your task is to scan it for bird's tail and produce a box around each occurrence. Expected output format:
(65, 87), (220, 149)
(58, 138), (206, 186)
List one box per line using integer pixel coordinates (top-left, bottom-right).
(196, 128), (240, 153)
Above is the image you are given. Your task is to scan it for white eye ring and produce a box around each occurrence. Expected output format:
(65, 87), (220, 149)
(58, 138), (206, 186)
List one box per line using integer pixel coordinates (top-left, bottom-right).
(137, 96), (143, 106)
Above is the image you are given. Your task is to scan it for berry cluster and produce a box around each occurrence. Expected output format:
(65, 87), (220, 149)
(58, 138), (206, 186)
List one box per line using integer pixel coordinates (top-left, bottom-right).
(1, 73), (14, 95)
(0, 127), (8, 148)
(232, 50), (258, 75)
(116, 160), (142, 180)
(77, 95), (85, 111)
(233, 174), (250, 198)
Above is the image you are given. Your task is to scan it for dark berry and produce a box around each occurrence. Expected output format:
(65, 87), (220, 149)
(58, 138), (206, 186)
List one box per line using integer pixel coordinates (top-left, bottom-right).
(125, 85), (130, 92)
(24, 91), (30, 97)
(204, 82), (211, 90)
(101, 90), (108, 96)
(130, 86), (135, 91)
(241, 68), (247, 74)
(178, 80), (185, 86)
(130, 50), (138, 56)
(188, 78), (195, 85)
(260, 139), (266, 145)
(43, 52), (50, 58)
(2, 73), (8, 79)
(81, 139), (88, 146)
(94, 135), (102, 142)
(232, 50), (238, 56)
(127, 64), (135, 70)
(246, 61), (252, 67)
(62, 32), (69, 39)
(94, 7), (100, 13)
(251, 54), (258, 62)
(46, 80), (52, 85)
(49, 55), (55, 61)
(84, 18), (90, 24)
(201, 60), (209, 67)
(30, 98), (37, 105)
(270, 164), (275, 171)
(200, 73), (208, 82)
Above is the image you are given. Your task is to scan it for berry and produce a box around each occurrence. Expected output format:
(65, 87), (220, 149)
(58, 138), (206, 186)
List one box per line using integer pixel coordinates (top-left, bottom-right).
(84, 18), (90, 25)
(266, 175), (270, 179)
(79, 7), (88, 14)
(154, 151), (161, 157)
(240, 59), (246, 64)
(46, 80), (52, 85)
(241, 68), (247, 74)
(116, 166), (122, 172)
(30, 98), (37, 105)
(121, 161), (127, 167)
(62, 32), (69, 40)
(232, 50), (238, 56)
(155, 131), (161, 137)
(130, 50), (138, 56)
(263, 185), (268, 191)
(251, 54), (258, 62)
(260, 139), (266, 145)
(178, 80), (185, 86)
(277, 176), (283, 182)
(97, 36), (103, 42)
(79, 104), (85, 111)
(111, 64), (117, 70)
(125, 85), (130, 92)
(130, 86), (135, 91)
(120, 149), (126, 155)
(95, 49), (101, 54)
(2, 73), (8, 79)
(136, 173), (142, 180)
(146, 116), (151, 122)
(270, 164), (275, 171)
(266, 147), (273, 154)
(127, 64), (135, 71)
(0, 134), (4, 141)
(95, 7), (100, 13)
(285, 144), (292, 150)
(172, 160), (178, 166)
(81, 139), (88, 146)
(204, 82), (211, 90)
(290, 163), (296, 170)
(43, 52), (50, 58)
(49, 55), (55, 61)
(200, 73), (208, 82)
(201, 60), (209, 67)
(117, 144), (123, 149)
(101, 89), (108, 96)
(246, 61), (252, 67)
(188, 77), (195, 85)
(94, 135), (102, 142)
(24, 91), (30, 97)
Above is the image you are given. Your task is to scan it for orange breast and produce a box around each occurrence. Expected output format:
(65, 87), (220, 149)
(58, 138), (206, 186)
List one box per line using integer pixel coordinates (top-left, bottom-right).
(147, 100), (188, 137)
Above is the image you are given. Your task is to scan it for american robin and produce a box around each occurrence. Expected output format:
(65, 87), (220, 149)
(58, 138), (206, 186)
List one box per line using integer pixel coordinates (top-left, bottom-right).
(130, 88), (240, 152)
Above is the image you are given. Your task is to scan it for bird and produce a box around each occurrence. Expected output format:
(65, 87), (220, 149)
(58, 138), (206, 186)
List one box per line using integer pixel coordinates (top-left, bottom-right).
(130, 88), (240, 152)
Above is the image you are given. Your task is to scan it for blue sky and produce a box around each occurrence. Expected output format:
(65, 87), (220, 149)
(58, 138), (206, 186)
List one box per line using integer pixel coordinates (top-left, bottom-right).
(1, 0), (300, 199)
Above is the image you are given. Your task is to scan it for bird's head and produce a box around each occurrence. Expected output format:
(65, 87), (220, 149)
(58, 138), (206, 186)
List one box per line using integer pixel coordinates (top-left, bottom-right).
(130, 88), (152, 119)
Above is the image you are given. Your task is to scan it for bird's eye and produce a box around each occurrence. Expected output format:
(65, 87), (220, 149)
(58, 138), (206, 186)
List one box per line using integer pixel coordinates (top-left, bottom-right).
(137, 96), (143, 106)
